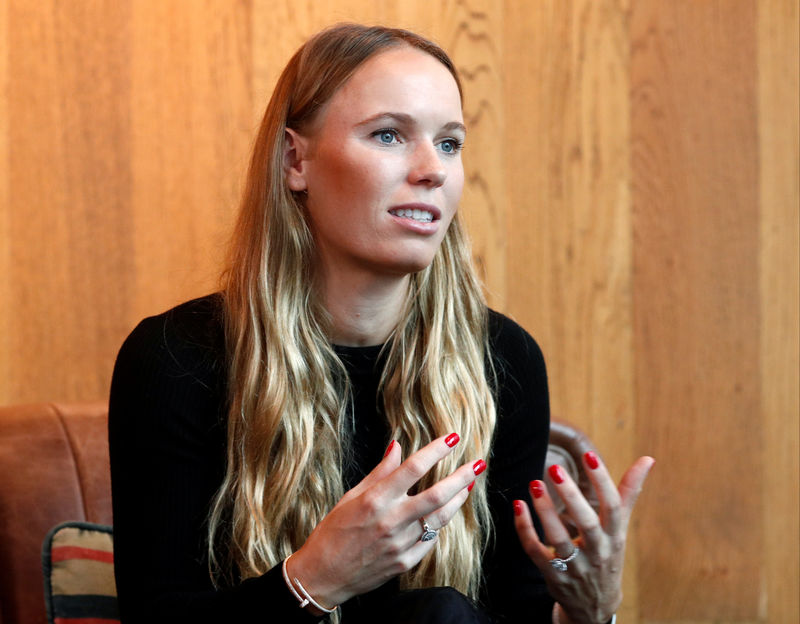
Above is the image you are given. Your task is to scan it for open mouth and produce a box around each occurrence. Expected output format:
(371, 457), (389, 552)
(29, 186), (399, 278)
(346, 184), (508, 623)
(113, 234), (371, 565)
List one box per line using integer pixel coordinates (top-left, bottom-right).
(388, 208), (435, 223)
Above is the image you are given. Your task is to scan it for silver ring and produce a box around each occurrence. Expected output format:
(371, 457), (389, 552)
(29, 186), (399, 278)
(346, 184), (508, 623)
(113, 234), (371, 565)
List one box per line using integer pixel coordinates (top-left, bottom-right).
(420, 519), (438, 542)
(550, 546), (580, 572)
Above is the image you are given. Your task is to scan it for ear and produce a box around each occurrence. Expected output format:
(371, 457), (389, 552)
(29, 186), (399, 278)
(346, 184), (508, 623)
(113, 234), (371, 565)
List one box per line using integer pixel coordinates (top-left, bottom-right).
(284, 127), (310, 192)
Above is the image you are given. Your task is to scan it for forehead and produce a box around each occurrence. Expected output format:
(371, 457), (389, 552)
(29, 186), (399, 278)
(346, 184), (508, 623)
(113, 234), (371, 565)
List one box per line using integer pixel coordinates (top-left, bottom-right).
(317, 46), (463, 131)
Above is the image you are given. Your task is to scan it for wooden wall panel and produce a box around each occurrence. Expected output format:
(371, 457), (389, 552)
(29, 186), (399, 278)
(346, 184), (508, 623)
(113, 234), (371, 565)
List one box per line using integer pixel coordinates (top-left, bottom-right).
(0, 1), (9, 403)
(631, 1), (762, 620)
(503, 1), (637, 617)
(7, 1), (135, 403)
(2, 1), (798, 621)
(128, 1), (251, 322)
(758, 1), (800, 623)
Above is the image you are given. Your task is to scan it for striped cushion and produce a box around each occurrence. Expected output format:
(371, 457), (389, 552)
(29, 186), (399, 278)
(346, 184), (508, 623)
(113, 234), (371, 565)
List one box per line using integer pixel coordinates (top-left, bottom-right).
(42, 522), (119, 624)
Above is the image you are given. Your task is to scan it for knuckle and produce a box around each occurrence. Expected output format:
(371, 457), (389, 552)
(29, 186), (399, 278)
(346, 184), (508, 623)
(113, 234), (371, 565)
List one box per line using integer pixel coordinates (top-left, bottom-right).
(425, 487), (448, 509)
(404, 456), (428, 480)
(361, 492), (382, 515)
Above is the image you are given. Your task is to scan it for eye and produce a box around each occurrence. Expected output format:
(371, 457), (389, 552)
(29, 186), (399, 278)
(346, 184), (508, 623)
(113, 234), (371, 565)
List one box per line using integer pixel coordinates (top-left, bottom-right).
(372, 129), (400, 144)
(439, 138), (464, 154)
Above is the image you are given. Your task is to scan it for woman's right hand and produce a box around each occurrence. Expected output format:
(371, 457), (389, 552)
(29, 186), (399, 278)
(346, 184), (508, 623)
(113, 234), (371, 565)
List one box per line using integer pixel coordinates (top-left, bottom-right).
(286, 434), (485, 611)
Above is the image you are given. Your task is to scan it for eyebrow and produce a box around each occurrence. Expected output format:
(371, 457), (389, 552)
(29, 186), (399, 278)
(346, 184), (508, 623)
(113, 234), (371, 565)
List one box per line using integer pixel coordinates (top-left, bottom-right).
(355, 112), (466, 135)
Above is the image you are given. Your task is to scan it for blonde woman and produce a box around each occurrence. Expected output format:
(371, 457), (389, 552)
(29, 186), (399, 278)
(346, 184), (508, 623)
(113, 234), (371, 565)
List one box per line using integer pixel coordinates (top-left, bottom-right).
(109, 24), (653, 624)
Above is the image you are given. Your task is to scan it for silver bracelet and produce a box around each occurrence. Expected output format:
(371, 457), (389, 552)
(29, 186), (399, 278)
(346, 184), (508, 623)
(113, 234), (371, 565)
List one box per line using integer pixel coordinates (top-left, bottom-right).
(552, 603), (616, 624)
(281, 553), (338, 614)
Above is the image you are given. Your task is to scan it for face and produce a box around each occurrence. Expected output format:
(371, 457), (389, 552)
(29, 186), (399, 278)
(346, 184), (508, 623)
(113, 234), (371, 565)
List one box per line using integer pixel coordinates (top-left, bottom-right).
(286, 46), (465, 279)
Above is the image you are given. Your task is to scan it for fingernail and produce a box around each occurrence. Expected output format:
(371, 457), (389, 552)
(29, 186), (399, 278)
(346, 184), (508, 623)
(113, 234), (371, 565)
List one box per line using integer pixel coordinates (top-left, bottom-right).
(513, 500), (524, 516)
(548, 464), (565, 484)
(445, 433), (460, 448)
(584, 451), (599, 470)
(467, 480), (475, 492)
(472, 459), (487, 476)
(384, 440), (395, 457)
(530, 480), (545, 499)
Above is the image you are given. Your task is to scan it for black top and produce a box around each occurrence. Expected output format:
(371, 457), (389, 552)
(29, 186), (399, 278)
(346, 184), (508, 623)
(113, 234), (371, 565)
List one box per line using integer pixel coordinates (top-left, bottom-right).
(109, 294), (553, 622)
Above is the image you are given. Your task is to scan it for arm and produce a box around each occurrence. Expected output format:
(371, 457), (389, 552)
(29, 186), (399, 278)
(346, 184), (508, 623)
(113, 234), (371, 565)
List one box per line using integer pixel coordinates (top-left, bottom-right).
(108, 298), (322, 623)
(480, 311), (555, 621)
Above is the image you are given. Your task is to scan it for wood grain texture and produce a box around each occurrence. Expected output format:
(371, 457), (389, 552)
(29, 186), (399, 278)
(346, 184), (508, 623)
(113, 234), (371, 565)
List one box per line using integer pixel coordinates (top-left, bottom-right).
(7, 1), (135, 402)
(631, 1), (761, 619)
(128, 0), (251, 323)
(758, 1), (800, 622)
(503, 1), (637, 617)
(0, 0), (9, 402)
(2, 1), (798, 621)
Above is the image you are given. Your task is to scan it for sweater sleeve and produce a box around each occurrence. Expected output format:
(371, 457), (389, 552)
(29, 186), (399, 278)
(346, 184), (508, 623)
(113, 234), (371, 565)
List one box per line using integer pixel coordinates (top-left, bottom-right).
(480, 311), (554, 622)
(108, 297), (323, 623)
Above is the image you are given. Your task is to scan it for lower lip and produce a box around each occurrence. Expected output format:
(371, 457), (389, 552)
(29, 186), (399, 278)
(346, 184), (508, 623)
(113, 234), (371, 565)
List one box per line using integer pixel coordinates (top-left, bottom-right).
(388, 213), (440, 234)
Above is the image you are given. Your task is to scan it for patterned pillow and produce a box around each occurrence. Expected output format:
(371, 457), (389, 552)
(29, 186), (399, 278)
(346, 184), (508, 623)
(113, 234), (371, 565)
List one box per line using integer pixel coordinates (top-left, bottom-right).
(42, 521), (119, 624)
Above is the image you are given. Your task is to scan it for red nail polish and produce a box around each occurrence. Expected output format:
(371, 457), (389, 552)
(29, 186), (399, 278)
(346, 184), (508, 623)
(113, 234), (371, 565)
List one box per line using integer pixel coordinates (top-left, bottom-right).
(530, 480), (545, 499)
(584, 451), (599, 470)
(513, 500), (524, 516)
(548, 464), (565, 484)
(467, 480), (475, 492)
(384, 440), (395, 457)
(473, 459), (487, 476)
(445, 433), (460, 448)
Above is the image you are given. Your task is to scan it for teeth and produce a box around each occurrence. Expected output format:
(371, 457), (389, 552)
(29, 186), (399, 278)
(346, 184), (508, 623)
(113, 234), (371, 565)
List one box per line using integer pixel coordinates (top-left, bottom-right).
(391, 208), (434, 223)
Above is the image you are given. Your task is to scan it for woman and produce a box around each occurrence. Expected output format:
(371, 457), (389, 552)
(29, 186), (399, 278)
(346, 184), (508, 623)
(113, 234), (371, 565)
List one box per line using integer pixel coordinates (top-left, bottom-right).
(109, 23), (653, 623)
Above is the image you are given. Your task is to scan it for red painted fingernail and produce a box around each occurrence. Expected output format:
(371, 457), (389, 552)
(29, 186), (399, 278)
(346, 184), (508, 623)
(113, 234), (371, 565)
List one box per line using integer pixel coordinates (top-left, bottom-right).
(513, 500), (524, 516)
(548, 464), (565, 484)
(584, 451), (599, 470)
(445, 433), (460, 447)
(530, 480), (545, 499)
(467, 480), (475, 492)
(384, 440), (395, 457)
(473, 459), (487, 476)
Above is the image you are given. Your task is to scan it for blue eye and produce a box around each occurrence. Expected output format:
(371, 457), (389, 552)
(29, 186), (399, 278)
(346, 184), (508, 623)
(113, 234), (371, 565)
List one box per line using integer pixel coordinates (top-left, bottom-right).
(440, 138), (464, 154)
(374, 129), (399, 144)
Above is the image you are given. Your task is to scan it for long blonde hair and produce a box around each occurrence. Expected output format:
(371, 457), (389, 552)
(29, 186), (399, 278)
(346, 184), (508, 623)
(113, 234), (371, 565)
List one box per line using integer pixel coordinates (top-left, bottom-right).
(209, 23), (497, 606)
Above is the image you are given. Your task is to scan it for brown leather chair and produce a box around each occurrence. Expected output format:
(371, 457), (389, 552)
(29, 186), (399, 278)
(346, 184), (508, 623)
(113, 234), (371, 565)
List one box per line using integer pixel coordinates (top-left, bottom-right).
(0, 402), (111, 624)
(0, 402), (597, 624)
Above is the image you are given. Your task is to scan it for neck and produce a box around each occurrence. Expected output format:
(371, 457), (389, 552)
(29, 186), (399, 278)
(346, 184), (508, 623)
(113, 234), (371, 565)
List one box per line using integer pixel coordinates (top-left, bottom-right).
(319, 266), (410, 347)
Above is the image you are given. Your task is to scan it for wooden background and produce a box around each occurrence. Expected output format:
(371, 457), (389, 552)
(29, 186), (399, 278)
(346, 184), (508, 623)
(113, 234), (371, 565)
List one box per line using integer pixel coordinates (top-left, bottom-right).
(1, 1), (797, 622)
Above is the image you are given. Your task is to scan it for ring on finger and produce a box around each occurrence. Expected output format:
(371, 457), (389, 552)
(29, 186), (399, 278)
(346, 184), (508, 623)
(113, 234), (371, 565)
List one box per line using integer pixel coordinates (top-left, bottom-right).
(419, 518), (438, 542)
(550, 546), (580, 572)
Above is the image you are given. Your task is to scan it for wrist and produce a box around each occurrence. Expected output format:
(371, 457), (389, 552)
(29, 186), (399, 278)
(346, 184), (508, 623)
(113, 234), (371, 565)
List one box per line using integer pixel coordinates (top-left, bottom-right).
(552, 603), (617, 624)
(283, 552), (340, 615)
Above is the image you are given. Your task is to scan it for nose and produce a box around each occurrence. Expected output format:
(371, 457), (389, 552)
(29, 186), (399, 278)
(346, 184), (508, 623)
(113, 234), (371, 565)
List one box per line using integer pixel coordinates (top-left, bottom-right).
(408, 142), (446, 188)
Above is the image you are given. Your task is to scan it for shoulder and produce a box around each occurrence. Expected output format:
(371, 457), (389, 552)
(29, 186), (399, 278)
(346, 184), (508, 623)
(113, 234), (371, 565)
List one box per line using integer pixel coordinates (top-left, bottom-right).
(114, 293), (226, 395)
(486, 309), (547, 384)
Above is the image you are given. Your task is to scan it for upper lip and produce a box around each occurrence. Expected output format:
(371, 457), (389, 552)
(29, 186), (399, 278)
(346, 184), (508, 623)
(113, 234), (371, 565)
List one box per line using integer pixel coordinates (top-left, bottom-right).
(388, 203), (441, 221)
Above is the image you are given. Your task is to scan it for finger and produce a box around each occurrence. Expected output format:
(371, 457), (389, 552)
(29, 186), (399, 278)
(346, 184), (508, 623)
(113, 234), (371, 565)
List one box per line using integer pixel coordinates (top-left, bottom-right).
(512, 499), (555, 571)
(341, 440), (403, 502)
(546, 465), (605, 552)
(581, 451), (624, 535)
(381, 433), (461, 498)
(528, 479), (577, 559)
(617, 456), (656, 529)
(403, 457), (486, 522)
(416, 481), (471, 531)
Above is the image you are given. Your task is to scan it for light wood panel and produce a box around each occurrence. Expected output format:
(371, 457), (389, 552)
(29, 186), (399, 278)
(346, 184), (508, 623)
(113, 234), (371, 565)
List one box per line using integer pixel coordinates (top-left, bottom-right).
(2, 1), (798, 621)
(0, 1), (9, 403)
(503, 0), (638, 619)
(758, 1), (800, 623)
(631, 1), (761, 620)
(7, 1), (136, 402)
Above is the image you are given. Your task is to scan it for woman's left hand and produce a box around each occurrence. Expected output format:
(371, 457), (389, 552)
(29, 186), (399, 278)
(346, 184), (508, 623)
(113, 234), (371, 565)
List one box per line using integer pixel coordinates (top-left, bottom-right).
(513, 452), (655, 624)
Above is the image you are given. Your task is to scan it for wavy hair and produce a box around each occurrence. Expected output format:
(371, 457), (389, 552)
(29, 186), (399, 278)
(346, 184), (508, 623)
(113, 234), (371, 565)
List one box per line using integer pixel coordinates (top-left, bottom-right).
(208, 23), (497, 609)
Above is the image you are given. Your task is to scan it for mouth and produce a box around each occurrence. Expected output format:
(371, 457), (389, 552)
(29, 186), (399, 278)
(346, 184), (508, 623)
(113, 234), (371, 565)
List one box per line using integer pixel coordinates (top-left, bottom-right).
(388, 204), (440, 224)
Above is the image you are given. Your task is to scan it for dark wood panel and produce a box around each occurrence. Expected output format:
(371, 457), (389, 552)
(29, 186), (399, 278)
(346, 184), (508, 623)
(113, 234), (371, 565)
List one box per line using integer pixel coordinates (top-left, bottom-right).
(631, 1), (761, 619)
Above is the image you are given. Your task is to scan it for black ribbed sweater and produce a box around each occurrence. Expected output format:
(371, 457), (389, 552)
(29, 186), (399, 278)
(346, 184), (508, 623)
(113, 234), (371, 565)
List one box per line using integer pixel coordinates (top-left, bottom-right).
(108, 294), (553, 622)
